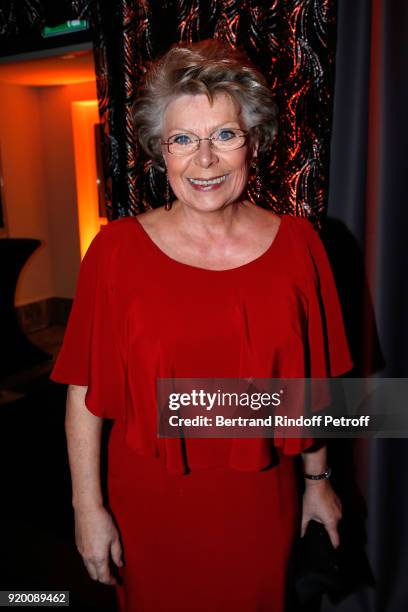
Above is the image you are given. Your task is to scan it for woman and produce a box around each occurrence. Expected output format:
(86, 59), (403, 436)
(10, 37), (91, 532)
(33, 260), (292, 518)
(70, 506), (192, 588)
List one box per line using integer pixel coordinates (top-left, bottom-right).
(51, 40), (352, 611)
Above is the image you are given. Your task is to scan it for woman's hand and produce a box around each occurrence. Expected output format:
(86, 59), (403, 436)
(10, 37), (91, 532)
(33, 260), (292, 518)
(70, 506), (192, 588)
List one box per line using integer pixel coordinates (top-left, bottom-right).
(301, 479), (342, 548)
(74, 505), (123, 585)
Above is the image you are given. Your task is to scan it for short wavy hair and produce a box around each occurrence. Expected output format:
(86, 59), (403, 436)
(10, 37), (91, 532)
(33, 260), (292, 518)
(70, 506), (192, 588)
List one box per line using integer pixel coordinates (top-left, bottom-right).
(133, 40), (278, 170)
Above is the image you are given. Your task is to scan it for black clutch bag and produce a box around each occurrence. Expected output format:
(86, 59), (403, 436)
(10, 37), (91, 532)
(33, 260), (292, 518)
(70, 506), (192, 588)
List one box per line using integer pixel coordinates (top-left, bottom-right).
(293, 520), (343, 606)
(291, 517), (375, 611)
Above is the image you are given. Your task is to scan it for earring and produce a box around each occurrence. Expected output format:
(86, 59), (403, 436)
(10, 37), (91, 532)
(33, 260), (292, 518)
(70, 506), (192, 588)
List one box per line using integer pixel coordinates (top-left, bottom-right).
(164, 173), (172, 211)
(252, 157), (262, 201)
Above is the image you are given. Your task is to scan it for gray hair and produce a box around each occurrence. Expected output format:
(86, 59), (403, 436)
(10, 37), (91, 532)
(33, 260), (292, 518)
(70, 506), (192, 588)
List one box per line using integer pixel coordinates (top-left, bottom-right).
(133, 40), (278, 170)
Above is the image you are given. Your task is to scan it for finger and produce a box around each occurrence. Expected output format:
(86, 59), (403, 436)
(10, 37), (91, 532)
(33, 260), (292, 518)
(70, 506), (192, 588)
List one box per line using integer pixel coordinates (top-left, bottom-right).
(111, 538), (124, 567)
(300, 519), (309, 538)
(93, 558), (117, 585)
(325, 526), (340, 549)
(83, 560), (98, 581)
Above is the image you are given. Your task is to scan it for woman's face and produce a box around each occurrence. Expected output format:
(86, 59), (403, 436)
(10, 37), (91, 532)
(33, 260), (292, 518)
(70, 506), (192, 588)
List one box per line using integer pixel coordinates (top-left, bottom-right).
(161, 93), (254, 212)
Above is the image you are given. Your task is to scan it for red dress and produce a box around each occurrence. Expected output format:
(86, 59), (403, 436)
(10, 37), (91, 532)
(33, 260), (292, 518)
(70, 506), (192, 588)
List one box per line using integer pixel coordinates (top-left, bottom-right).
(51, 213), (352, 612)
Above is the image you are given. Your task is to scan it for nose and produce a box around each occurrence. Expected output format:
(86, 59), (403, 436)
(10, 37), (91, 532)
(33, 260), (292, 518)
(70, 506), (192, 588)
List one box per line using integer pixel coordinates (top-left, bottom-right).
(193, 139), (219, 168)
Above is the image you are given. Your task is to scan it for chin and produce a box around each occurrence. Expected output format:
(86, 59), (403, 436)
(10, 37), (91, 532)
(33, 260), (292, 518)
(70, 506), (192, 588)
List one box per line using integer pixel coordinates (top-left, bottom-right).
(178, 187), (246, 211)
(189, 195), (237, 212)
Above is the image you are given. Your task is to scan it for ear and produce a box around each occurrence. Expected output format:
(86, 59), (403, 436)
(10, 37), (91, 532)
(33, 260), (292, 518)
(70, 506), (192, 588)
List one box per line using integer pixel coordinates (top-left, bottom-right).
(249, 137), (259, 162)
(156, 155), (167, 173)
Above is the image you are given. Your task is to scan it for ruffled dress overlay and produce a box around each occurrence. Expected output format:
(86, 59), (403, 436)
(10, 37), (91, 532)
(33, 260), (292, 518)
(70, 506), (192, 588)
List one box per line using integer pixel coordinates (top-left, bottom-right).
(51, 214), (352, 612)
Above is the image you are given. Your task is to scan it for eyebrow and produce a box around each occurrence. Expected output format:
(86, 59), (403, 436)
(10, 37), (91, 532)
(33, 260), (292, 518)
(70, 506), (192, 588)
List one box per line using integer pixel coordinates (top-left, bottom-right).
(166, 122), (241, 136)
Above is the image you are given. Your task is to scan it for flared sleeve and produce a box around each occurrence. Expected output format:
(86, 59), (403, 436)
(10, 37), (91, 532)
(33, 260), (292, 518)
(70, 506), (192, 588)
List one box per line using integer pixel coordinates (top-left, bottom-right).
(301, 218), (353, 378)
(273, 217), (353, 456)
(50, 229), (125, 420)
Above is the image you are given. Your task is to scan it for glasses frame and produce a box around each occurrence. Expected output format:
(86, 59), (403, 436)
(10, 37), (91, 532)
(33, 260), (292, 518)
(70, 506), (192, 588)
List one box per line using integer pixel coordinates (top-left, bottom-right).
(161, 128), (249, 155)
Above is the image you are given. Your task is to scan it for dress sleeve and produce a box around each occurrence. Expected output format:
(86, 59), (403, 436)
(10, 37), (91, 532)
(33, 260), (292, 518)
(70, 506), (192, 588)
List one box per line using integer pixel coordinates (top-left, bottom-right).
(301, 218), (353, 379)
(274, 218), (353, 456)
(50, 230), (125, 420)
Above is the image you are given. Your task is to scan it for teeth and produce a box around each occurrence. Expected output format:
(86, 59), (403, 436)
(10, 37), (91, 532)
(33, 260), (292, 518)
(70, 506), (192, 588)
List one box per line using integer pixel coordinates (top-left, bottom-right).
(188, 174), (227, 186)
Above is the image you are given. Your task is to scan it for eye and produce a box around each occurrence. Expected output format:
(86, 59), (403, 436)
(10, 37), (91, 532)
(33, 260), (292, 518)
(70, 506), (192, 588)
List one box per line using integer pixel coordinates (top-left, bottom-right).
(216, 129), (237, 141)
(170, 134), (193, 145)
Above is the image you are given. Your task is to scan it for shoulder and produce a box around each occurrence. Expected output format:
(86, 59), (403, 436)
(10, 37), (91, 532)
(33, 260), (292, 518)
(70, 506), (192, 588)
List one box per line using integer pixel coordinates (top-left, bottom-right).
(282, 214), (323, 251)
(280, 215), (330, 283)
(81, 217), (144, 279)
(283, 214), (317, 235)
(84, 217), (141, 254)
(99, 216), (141, 241)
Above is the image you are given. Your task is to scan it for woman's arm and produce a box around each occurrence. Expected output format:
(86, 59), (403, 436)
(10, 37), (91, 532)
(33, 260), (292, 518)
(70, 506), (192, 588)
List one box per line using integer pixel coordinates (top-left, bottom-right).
(66, 385), (123, 585)
(301, 445), (342, 548)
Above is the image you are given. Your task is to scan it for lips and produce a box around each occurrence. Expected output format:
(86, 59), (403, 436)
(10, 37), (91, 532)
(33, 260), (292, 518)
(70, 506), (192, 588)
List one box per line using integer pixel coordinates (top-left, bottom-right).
(187, 174), (228, 187)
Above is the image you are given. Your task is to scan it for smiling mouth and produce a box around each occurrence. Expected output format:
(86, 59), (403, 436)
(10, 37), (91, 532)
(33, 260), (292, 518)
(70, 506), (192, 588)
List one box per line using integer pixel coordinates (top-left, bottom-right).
(187, 174), (228, 186)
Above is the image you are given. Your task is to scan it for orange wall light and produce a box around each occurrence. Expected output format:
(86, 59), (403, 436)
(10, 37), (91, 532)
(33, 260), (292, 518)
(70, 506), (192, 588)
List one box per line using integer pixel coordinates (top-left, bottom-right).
(71, 100), (107, 259)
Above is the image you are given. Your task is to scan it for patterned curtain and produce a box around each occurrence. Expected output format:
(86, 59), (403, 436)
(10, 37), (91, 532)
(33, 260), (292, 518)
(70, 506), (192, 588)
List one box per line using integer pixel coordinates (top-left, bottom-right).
(0, 1), (91, 36)
(89, 0), (337, 225)
(0, 1), (43, 36)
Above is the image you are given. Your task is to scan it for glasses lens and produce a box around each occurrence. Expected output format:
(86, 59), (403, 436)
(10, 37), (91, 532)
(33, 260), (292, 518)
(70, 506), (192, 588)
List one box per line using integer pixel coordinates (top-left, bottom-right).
(165, 129), (247, 155)
(168, 133), (198, 155)
(212, 128), (246, 151)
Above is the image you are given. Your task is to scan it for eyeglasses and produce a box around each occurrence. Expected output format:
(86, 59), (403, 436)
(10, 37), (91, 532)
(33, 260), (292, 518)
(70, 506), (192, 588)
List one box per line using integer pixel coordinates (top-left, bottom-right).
(161, 128), (248, 155)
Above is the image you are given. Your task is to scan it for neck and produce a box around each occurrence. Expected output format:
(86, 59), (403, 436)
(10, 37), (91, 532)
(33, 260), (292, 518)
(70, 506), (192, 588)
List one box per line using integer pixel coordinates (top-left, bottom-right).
(172, 199), (251, 241)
